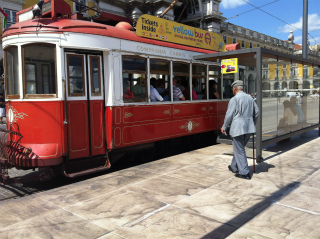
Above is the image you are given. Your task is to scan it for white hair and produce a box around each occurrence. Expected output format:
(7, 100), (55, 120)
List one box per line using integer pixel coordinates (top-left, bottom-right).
(234, 85), (243, 90)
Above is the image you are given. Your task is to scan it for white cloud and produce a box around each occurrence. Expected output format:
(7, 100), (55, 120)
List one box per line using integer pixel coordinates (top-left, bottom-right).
(294, 35), (302, 44)
(278, 13), (320, 33)
(221, 0), (247, 9)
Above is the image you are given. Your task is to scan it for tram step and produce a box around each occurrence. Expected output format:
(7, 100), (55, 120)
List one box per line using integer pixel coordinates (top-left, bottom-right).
(64, 157), (111, 178)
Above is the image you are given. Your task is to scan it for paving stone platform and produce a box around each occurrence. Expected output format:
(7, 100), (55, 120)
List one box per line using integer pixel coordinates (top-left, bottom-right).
(0, 130), (319, 239)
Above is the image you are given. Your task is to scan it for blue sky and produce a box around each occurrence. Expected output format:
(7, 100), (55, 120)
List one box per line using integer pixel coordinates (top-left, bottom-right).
(220, 0), (320, 45)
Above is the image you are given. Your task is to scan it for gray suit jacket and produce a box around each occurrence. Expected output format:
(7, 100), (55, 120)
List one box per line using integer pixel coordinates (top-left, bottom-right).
(222, 91), (259, 137)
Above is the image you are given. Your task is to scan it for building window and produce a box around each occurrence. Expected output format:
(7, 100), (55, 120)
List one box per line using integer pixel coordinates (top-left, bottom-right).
(4, 9), (18, 29)
(257, 44), (260, 47)
(291, 67), (297, 77)
(303, 67), (309, 79)
(74, 0), (87, 12)
(232, 38), (236, 44)
(249, 42), (253, 48)
(283, 70), (287, 80)
(223, 36), (227, 44)
(241, 41), (245, 48)
(263, 70), (268, 80)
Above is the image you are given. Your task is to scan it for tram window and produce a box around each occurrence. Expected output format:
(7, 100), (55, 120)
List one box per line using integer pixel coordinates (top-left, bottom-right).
(89, 56), (101, 96)
(192, 64), (207, 100)
(25, 64), (36, 94)
(23, 44), (56, 97)
(150, 59), (170, 101)
(122, 56), (147, 103)
(173, 62), (190, 101)
(5, 46), (19, 98)
(67, 54), (85, 96)
(208, 66), (221, 100)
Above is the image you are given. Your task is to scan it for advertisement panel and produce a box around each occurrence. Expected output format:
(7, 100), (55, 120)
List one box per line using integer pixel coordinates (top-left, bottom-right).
(221, 58), (238, 74)
(136, 14), (226, 52)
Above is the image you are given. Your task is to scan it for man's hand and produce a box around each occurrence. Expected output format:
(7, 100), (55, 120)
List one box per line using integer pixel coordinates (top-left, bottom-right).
(221, 127), (226, 135)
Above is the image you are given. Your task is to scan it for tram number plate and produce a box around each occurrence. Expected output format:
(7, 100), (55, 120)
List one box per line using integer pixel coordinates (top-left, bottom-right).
(42, 0), (52, 14)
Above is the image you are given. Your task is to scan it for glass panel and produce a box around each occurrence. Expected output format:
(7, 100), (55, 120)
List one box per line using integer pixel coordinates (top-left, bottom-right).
(123, 56), (147, 102)
(25, 64), (36, 94)
(173, 62), (189, 101)
(192, 64), (206, 100)
(123, 56), (146, 72)
(310, 66), (320, 123)
(68, 54), (85, 96)
(303, 63), (319, 127)
(276, 56), (291, 136)
(24, 44), (56, 96)
(42, 64), (50, 94)
(76, 0), (86, 11)
(150, 59), (170, 73)
(150, 59), (170, 102)
(222, 74), (234, 99)
(5, 46), (19, 96)
(90, 56), (101, 96)
(262, 54), (279, 140)
(208, 65), (221, 99)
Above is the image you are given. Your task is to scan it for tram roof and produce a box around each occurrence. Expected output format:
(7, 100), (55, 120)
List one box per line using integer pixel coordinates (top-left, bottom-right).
(2, 18), (219, 55)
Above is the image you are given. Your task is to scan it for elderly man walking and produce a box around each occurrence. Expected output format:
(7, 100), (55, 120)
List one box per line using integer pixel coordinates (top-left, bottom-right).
(221, 80), (259, 180)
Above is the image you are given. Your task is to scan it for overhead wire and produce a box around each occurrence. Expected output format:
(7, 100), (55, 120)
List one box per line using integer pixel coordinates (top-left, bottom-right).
(228, 0), (320, 44)
(244, 0), (320, 44)
(226, 0), (279, 20)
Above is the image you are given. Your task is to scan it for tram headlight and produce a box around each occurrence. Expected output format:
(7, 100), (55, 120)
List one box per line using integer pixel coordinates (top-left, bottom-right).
(24, 147), (32, 154)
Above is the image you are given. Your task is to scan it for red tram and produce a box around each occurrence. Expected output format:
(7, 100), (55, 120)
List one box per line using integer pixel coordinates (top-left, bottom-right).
(0, 0), (230, 183)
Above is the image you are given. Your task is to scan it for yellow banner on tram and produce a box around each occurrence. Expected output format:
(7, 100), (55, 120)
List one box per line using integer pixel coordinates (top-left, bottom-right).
(136, 14), (226, 52)
(221, 58), (238, 74)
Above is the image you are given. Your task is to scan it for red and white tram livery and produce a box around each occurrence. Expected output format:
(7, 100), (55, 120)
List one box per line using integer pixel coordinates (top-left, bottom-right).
(0, 0), (230, 183)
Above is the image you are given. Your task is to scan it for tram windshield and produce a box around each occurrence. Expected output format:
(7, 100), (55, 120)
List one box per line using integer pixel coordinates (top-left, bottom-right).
(23, 44), (56, 97)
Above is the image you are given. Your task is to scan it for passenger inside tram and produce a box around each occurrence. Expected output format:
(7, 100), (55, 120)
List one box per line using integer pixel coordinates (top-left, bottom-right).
(123, 81), (134, 99)
(155, 78), (165, 94)
(184, 81), (197, 100)
(208, 80), (220, 99)
(172, 77), (185, 101)
(150, 78), (164, 102)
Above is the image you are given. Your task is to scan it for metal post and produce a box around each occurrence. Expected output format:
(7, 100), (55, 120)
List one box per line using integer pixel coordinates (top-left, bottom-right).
(253, 133), (255, 172)
(256, 49), (263, 163)
(302, 0), (308, 59)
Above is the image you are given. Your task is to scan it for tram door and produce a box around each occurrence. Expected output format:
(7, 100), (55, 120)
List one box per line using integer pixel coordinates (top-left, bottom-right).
(66, 53), (105, 160)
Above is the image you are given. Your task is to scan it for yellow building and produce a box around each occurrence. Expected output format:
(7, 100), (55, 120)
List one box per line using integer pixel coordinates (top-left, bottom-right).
(221, 22), (320, 95)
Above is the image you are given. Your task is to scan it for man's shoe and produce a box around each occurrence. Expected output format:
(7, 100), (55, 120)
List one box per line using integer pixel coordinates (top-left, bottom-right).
(228, 165), (238, 173)
(235, 173), (251, 180)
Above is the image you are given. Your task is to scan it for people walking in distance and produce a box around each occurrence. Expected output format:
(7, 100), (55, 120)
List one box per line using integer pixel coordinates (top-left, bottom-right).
(221, 81), (259, 180)
(173, 77), (185, 101)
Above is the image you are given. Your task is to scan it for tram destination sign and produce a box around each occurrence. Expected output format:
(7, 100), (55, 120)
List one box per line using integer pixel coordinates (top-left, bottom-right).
(136, 14), (226, 52)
